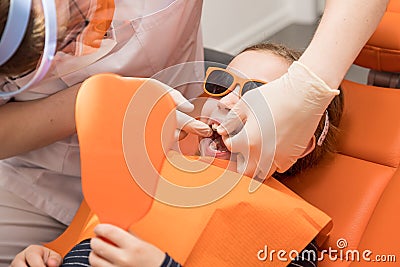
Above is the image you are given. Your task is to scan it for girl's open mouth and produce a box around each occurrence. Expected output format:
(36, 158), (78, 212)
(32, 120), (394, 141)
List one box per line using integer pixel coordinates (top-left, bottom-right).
(199, 121), (231, 160)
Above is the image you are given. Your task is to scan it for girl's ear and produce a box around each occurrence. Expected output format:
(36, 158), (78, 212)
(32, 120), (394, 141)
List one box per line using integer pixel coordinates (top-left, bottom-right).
(298, 136), (316, 159)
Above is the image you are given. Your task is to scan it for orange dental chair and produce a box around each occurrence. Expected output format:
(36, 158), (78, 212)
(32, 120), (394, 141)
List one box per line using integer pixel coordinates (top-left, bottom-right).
(283, 1), (400, 266)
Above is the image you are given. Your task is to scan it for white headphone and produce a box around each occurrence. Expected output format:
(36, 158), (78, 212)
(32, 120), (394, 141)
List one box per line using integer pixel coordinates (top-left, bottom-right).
(0, 0), (57, 99)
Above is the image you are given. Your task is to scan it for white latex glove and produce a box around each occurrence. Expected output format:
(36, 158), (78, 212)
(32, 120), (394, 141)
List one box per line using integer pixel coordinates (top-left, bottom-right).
(176, 111), (213, 139)
(146, 79), (212, 139)
(217, 61), (340, 189)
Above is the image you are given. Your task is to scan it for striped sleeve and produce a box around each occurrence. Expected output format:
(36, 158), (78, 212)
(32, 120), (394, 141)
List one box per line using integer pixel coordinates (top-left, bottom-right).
(287, 240), (318, 267)
(61, 238), (92, 267)
(63, 238), (315, 267)
(160, 253), (182, 267)
(62, 239), (182, 267)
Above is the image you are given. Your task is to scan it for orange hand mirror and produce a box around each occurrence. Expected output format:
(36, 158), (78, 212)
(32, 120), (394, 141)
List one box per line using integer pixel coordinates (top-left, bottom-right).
(75, 73), (176, 230)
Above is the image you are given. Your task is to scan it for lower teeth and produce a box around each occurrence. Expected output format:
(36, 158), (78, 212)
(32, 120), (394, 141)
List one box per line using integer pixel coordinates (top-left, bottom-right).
(210, 141), (228, 153)
(210, 141), (217, 151)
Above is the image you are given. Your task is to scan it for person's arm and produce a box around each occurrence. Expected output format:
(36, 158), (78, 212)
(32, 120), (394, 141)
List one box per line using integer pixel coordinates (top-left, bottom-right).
(0, 79), (212, 160)
(300, 0), (389, 89)
(217, 0), (390, 182)
(0, 84), (80, 159)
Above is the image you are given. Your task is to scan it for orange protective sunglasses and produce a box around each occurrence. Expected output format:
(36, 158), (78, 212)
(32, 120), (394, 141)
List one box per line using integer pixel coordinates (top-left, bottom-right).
(203, 67), (267, 97)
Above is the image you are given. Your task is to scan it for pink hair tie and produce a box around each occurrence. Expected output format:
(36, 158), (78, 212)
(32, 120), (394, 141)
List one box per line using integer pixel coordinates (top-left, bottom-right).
(317, 111), (329, 146)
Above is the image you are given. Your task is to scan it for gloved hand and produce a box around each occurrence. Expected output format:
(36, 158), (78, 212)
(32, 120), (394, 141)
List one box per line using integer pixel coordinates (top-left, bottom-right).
(146, 79), (212, 140)
(176, 111), (213, 140)
(217, 61), (340, 190)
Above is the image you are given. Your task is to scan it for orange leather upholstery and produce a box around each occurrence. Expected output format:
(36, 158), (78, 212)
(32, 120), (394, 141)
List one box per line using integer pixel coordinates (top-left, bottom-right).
(354, 1), (400, 72)
(350, 168), (400, 267)
(338, 81), (400, 167)
(283, 1), (400, 266)
(283, 83), (400, 266)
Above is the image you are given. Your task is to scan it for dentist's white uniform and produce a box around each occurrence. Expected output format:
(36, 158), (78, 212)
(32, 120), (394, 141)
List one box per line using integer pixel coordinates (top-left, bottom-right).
(0, 0), (204, 263)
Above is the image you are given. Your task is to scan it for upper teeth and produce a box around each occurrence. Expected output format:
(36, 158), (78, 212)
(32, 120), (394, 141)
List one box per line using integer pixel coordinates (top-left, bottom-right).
(210, 141), (217, 150)
(211, 123), (218, 131)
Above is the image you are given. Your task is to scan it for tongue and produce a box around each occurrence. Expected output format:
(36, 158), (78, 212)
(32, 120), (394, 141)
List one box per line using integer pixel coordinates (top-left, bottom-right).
(213, 136), (228, 152)
(211, 131), (228, 152)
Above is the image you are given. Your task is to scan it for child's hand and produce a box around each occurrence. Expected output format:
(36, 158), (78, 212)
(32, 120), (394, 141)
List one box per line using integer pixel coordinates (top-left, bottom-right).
(11, 245), (62, 267)
(90, 224), (166, 267)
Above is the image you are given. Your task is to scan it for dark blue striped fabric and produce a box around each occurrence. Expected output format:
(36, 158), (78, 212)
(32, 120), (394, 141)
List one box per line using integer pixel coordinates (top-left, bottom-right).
(288, 241), (318, 267)
(61, 239), (91, 267)
(61, 239), (181, 267)
(62, 238), (316, 267)
(160, 253), (181, 267)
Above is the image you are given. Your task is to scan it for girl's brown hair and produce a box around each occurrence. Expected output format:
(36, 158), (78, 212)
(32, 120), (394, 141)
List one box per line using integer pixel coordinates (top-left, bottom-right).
(0, 0), (46, 76)
(241, 42), (344, 178)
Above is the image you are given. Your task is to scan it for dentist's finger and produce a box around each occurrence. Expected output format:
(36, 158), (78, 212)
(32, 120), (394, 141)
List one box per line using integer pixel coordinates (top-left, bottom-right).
(175, 129), (188, 141)
(242, 158), (259, 178)
(176, 111), (212, 137)
(216, 100), (247, 136)
(167, 88), (194, 112)
(146, 78), (195, 112)
(221, 127), (248, 154)
(235, 146), (260, 178)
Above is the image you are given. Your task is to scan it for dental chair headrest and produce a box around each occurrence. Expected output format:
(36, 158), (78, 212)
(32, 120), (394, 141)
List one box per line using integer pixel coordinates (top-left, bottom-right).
(354, 1), (400, 73)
